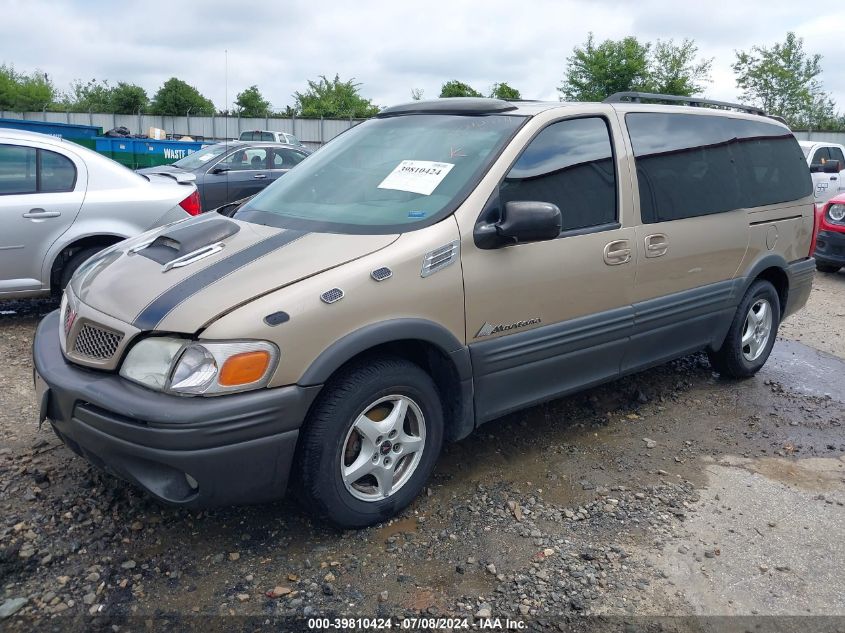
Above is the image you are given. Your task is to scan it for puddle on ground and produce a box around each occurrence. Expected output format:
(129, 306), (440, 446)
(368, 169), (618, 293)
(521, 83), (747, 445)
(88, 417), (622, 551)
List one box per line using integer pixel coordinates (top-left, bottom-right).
(712, 454), (845, 492)
(375, 515), (419, 540)
(765, 340), (845, 400)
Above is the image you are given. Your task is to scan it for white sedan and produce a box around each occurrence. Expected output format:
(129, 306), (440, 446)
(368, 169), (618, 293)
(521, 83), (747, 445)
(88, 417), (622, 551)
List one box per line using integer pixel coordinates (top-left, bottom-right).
(0, 129), (200, 299)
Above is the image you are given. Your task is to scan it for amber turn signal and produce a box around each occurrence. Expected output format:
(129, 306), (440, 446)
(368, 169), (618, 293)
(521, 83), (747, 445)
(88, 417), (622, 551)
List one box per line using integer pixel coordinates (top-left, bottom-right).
(218, 350), (271, 386)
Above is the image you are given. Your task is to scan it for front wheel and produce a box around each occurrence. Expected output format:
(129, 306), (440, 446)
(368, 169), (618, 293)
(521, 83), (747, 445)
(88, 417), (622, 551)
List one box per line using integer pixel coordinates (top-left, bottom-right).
(296, 356), (443, 528)
(59, 246), (106, 290)
(708, 279), (780, 378)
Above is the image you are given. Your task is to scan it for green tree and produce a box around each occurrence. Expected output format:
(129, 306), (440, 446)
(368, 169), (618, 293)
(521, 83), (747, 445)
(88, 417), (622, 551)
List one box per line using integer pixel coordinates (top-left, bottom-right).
(559, 34), (651, 102)
(61, 79), (147, 113)
(110, 82), (148, 113)
(411, 88), (425, 101)
(733, 32), (837, 128)
(150, 77), (215, 116)
(293, 74), (379, 118)
(439, 80), (482, 98)
(648, 39), (712, 96)
(0, 65), (55, 111)
(490, 82), (521, 100)
(235, 85), (270, 117)
(64, 79), (112, 112)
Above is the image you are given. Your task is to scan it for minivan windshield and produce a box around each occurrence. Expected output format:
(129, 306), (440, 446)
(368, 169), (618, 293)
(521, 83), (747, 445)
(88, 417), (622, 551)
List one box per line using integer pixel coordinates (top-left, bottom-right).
(172, 144), (231, 170)
(234, 114), (524, 233)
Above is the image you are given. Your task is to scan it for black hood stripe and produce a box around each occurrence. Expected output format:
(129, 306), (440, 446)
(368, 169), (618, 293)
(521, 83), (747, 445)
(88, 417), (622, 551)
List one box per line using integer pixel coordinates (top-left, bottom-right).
(132, 229), (308, 331)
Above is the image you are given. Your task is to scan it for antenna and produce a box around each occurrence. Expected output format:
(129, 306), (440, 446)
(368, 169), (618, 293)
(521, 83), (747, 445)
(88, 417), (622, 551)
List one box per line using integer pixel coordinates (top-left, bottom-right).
(225, 48), (229, 205)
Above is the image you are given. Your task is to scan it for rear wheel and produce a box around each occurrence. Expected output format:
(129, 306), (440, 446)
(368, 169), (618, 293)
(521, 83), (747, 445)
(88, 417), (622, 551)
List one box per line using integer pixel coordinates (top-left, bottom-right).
(816, 262), (841, 273)
(296, 356), (443, 528)
(59, 247), (106, 290)
(708, 280), (780, 378)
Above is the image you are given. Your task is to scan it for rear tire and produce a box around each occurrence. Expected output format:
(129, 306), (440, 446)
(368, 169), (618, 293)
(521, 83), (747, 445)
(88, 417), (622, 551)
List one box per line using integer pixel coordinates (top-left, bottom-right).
(296, 355), (443, 529)
(708, 280), (780, 379)
(59, 247), (106, 290)
(816, 262), (841, 273)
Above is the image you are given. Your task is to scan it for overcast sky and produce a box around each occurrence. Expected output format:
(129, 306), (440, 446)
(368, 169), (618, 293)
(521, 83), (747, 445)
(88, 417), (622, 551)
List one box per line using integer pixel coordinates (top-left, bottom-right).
(2, 0), (844, 112)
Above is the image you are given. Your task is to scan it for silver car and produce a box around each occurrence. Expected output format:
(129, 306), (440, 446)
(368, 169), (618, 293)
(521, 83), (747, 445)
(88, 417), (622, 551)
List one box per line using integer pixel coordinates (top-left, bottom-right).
(0, 129), (198, 299)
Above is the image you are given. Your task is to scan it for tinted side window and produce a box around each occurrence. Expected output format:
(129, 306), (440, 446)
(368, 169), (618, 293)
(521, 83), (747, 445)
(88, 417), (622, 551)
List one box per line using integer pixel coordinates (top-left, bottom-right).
(259, 132), (274, 142)
(627, 113), (811, 223)
(829, 146), (845, 165)
(0, 144), (37, 194)
(272, 148), (307, 168)
(39, 150), (76, 192)
(220, 148), (268, 170)
(811, 147), (831, 164)
(500, 117), (617, 231)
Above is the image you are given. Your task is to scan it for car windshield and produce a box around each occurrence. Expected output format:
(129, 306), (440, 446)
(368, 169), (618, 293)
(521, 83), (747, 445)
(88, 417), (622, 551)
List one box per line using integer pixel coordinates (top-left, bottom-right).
(234, 114), (524, 233)
(172, 144), (231, 170)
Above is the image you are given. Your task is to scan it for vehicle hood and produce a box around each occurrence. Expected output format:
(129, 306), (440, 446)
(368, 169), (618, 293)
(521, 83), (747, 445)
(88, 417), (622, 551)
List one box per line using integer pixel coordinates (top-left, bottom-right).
(71, 214), (398, 333)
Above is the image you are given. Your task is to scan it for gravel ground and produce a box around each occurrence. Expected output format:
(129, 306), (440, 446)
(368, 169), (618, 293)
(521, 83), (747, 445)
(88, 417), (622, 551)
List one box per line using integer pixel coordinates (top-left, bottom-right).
(0, 270), (843, 630)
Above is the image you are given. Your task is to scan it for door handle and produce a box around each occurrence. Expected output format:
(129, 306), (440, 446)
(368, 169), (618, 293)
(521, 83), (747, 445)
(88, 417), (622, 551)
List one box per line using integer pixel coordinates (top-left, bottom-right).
(603, 239), (631, 265)
(644, 233), (668, 258)
(22, 208), (61, 219)
(253, 174), (267, 179)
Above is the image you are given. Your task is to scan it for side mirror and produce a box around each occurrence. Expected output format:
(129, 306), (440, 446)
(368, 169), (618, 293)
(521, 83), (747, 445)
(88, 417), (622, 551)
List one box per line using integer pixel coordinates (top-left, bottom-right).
(474, 201), (562, 249)
(823, 160), (841, 174)
(210, 165), (230, 174)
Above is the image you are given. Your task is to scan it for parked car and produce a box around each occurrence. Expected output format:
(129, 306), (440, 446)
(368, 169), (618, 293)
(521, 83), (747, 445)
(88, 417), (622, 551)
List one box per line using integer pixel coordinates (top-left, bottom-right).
(798, 140), (845, 203)
(137, 141), (310, 211)
(813, 192), (845, 273)
(33, 95), (816, 528)
(0, 129), (199, 300)
(239, 130), (305, 147)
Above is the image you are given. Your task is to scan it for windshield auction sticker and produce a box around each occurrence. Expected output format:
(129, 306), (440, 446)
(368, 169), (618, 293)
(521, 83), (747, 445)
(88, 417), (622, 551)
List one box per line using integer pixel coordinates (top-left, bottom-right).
(377, 160), (455, 196)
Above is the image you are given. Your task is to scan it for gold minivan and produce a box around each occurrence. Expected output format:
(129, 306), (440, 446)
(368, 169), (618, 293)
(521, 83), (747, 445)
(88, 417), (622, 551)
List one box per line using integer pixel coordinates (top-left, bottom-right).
(33, 94), (816, 527)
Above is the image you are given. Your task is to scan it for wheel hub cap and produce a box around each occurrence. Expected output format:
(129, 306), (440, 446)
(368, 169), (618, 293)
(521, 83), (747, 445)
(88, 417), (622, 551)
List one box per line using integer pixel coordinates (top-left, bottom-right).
(741, 298), (773, 362)
(340, 395), (426, 502)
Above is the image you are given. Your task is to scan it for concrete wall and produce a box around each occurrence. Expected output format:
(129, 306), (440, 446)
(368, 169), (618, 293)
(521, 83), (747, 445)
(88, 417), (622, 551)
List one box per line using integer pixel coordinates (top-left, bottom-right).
(0, 110), (364, 146)
(792, 131), (845, 145)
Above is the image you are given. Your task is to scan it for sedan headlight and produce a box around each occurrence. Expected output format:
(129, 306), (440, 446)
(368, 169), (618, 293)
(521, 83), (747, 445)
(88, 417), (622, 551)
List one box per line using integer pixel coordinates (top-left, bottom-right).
(120, 337), (279, 396)
(828, 204), (845, 223)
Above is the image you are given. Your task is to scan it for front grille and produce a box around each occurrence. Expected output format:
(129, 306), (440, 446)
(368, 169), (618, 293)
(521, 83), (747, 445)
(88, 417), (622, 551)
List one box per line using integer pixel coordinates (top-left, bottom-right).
(73, 324), (124, 360)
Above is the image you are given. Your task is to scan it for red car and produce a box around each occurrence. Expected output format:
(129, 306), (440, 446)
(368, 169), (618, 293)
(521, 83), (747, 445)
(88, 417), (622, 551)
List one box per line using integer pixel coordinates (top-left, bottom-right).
(814, 193), (845, 273)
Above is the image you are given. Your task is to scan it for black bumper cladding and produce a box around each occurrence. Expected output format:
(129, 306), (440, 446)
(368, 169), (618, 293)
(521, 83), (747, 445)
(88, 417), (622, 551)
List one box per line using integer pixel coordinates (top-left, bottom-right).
(32, 310), (320, 507)
(815, 229), (845, 267)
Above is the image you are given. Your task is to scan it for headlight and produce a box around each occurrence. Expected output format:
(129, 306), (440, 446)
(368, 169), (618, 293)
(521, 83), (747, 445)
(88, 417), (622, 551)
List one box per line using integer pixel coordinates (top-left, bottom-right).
(828, 204), (845, 223)
(119, 337), (279, 396)
(119, 337), (186, 390)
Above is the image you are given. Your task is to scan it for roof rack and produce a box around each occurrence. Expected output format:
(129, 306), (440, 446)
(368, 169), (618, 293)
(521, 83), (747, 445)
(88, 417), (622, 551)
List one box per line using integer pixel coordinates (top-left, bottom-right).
(603, 92), (766, 117)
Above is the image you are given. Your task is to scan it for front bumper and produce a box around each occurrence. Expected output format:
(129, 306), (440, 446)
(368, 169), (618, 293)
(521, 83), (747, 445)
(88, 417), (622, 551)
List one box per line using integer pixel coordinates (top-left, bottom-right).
(32, 310), (321, 507)
(815, 229), (845, 267)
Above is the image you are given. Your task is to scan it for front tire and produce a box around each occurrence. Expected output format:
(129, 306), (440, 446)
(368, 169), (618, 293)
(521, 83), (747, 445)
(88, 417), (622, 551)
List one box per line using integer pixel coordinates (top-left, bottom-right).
(296, 356), (443, 528)
(59, 247), (106, 290)
(708, 280), (780, 378)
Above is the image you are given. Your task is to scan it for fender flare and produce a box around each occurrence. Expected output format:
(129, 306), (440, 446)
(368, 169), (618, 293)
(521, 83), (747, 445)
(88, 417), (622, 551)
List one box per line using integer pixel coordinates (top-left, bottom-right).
(735, 252), (790, 306)
(298, 318), (472, 386)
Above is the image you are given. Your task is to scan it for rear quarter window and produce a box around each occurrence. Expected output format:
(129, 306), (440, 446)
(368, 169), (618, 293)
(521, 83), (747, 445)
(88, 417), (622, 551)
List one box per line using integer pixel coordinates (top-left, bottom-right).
(626, 113), (811, 223)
